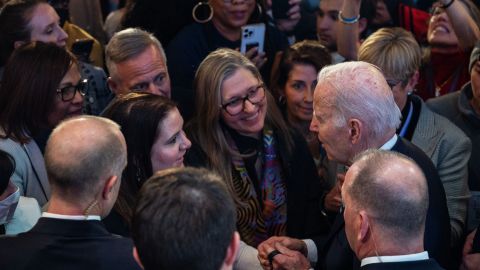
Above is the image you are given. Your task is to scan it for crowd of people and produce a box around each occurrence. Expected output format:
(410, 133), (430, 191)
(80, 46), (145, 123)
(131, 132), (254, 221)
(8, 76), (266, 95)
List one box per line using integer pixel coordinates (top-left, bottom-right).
(0, 0), (479, 269)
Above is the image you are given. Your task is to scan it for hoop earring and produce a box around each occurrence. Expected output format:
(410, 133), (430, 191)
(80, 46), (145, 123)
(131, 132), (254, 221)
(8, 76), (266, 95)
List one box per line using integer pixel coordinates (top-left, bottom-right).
(256, 2), (262, 15)
(192, 1), (214, 23)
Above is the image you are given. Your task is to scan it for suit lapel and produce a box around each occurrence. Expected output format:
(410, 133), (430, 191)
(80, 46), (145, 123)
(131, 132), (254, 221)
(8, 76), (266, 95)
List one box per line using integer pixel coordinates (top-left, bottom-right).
(411, 100), (442, 158)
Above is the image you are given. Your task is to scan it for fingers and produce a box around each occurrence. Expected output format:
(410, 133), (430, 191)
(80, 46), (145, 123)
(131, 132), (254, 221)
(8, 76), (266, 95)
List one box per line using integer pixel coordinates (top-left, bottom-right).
(272, 243), (311, 270)
(463, 229), (477, 255)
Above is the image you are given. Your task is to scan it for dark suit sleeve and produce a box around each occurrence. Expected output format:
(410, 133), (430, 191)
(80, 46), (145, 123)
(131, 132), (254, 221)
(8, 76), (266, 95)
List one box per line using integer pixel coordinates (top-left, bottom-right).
(394, 139), (451, 269)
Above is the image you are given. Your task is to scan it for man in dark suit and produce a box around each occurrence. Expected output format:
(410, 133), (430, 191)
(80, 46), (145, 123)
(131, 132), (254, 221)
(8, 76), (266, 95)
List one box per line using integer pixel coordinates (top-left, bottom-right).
(131, 167), (240, 270)
(257, 61), (450, 269)
(342, 149), (443, 270)
(0, 116), (140, 270)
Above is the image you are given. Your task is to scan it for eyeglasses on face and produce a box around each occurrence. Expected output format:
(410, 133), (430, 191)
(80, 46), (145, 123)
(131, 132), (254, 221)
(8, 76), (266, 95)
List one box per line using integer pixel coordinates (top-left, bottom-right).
(220, 84), (266, 116)
(56, 79), (87, 102)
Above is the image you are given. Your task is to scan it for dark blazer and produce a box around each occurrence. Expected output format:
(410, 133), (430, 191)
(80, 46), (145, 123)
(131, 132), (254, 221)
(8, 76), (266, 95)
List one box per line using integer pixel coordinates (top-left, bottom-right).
(0, 217), (141, 270)
(185, 128), (330, 244)
(314, 137), (451, 269)
(361, 259), (444, 270)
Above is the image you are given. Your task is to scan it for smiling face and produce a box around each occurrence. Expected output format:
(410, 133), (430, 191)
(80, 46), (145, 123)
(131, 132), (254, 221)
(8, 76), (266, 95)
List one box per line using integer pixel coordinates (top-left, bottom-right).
(109, 45), (171, 98)
(47, 63), (84, 127)
(220, 67), (267, 138)
(28, 3), (68, 47)
(427, 6), (459, 48)
(210, 0), (256, 34)
(150, 108), (191, 172)
(284, 64), (317, 123)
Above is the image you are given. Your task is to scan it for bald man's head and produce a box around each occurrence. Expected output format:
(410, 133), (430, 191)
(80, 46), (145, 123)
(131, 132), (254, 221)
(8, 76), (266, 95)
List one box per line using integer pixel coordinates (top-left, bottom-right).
(343, 149), (428, 241)
(44, 116), (127, 204)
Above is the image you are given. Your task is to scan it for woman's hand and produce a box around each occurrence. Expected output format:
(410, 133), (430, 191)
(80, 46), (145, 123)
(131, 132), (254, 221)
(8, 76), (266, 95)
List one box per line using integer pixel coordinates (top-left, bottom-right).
(244, 47), (267, 70)
(275, 0), (302, 33)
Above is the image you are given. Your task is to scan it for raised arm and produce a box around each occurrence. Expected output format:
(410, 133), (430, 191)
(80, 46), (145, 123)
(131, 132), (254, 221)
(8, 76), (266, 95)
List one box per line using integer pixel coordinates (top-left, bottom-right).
(336, 0), (363, 60)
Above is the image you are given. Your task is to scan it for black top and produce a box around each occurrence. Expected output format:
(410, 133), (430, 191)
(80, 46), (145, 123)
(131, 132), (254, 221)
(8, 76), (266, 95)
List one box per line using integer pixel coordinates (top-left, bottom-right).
(185, 126), (330, 241)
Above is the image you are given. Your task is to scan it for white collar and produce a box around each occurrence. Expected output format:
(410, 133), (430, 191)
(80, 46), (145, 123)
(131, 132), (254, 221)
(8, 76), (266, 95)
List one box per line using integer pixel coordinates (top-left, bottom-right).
(379, 134), (398, 150)
(361, 251), (429, 266)
(42, 212), (101, 221)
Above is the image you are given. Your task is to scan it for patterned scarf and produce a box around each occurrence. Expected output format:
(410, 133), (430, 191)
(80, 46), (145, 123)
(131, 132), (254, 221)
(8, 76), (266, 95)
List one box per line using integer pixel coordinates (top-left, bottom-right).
(226, 128), (287, 247)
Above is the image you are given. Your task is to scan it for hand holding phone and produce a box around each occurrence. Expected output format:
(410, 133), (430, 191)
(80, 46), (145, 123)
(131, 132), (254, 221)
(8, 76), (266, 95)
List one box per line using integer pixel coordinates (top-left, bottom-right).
(240, 23), (265, 54)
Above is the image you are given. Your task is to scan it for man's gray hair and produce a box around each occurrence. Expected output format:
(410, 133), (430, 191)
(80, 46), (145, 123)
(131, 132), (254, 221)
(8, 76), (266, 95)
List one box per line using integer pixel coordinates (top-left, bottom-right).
(106, 28), (166, 79)
(347, 149), (429, 240)
(317, 61), (401, 139)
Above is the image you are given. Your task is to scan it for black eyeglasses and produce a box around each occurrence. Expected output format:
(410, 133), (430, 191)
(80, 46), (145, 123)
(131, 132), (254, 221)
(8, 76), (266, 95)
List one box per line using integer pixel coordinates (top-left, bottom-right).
(56, 79), (87, 102)
(220, 84), (266, 116)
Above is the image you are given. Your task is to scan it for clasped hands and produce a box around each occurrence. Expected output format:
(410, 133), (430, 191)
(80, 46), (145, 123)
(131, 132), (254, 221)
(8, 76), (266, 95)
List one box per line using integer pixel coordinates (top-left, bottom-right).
(257, 236), (311, 270)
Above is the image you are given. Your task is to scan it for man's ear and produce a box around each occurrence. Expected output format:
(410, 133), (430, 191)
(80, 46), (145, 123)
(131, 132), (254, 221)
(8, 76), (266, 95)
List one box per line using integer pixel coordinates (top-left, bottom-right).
(223, 232), (240, 269)
(348, 118), (362, 144)
(107, 77), (120, 96)
(358, 211), (370, 243)
(406, 70), (420, 92)
(133, 247), (144, 269)
(102, 175), (118, 201)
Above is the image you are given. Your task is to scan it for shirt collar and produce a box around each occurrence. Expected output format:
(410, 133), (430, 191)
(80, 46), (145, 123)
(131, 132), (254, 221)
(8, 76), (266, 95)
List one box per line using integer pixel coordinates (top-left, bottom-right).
(361, 251), (429, 266)
(379, 134), (398, 150)
(42, 212), (101, 221)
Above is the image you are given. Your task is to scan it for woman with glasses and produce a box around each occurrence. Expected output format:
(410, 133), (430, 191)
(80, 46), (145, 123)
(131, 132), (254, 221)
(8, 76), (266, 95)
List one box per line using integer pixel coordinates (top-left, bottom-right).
(0, 41), (84, 207)
(165, 0), (292, 120)
(0, 0), (111, 115)
(338, 0), (480, 100)
(185, 48), (329, 248)
(100, 92), (191, 236)
(416, 0), (480, 100)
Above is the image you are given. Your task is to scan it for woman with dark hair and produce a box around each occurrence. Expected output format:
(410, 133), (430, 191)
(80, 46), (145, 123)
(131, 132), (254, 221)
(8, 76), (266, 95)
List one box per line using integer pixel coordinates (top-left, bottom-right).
(0, 41), (84, 206)
(270, 40), (332, 180)
(185, 48), (329, 247)
(0, 0), (112, 115)
(101, 92), (191, 236)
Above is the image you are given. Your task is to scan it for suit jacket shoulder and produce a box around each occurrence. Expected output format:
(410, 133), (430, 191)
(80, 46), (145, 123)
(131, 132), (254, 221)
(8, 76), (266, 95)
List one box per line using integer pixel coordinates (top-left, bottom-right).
(0, 218), (141, 270)
(391, 138), (451, 268)
(412, 97), (471, 243)
(0, 138), (50, 206)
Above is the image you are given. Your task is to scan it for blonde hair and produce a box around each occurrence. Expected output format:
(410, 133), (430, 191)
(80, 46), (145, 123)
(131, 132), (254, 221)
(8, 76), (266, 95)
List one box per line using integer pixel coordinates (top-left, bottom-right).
(359, 27), (421, 85)
(188, 48), (293, 203)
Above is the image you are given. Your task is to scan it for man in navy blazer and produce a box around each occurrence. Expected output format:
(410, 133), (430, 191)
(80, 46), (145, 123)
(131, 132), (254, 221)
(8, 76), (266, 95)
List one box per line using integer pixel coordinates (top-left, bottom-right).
(342, 149), (443, 270)
(0, 116), (140, 270)
(257, 62), (450, 269)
